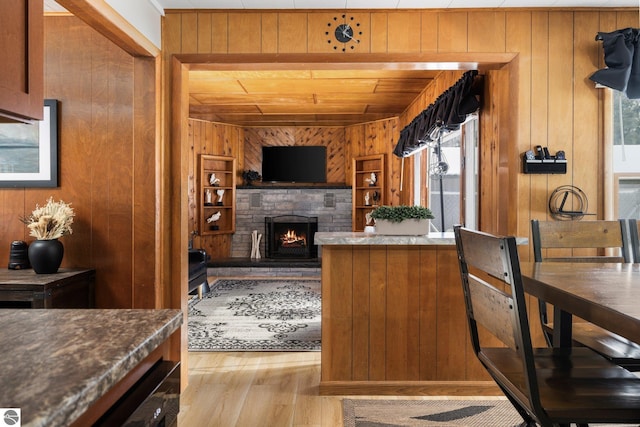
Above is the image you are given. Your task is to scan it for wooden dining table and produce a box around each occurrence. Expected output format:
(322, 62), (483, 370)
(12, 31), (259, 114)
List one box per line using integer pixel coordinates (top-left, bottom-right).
(520, 261), (640, 348)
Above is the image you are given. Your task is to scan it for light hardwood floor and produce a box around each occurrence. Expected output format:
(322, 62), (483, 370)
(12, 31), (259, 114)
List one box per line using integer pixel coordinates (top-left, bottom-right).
(177, 352), (499, 427)
(177, 351), (344, 427)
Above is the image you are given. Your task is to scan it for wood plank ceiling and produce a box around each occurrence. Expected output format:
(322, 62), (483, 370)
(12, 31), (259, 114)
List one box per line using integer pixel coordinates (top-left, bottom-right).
(188, 68), (440, 126)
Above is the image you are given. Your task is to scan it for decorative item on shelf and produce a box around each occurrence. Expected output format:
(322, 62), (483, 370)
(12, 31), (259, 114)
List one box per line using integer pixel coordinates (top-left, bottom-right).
(8, 240), (30, 270)
(250, 229), (262, 259)
(370, 205), (434, 235)
(372, 191), (380, 206)
(20, 197), (75, 274)
(364, 211), (375, 233)
(204, 189), (213, 206)
(216, 189), (225, 206)
(209, 173), (220, 186)
(242, 170), (261, 186)
(364, 191), (371, 206)
(206, 211), (221, 231)
(366, 172), (377, 187)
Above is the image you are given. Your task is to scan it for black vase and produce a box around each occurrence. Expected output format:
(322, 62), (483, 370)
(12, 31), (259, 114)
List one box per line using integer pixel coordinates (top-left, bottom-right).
(28, 239), (64, 274)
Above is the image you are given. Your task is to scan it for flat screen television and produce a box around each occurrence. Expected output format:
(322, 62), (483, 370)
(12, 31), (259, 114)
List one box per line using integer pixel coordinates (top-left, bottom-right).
(262, 146), (327, 183)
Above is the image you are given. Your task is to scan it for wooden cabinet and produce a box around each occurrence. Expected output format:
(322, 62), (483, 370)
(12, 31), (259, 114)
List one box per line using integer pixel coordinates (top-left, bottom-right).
(319, 243), (493, 395)
(352, 154), (385, 231)
(0, 0), (44, 122)
(0, 268), (95, 308)
(199, 155), (236, 235)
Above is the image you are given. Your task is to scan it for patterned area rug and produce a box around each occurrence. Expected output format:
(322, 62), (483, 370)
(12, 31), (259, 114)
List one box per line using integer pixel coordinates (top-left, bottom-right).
(188, 278), (321, 351)
(342, 399), (639, 427)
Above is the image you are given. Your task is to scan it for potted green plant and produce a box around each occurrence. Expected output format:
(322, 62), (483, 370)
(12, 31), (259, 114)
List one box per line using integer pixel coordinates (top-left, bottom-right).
(242, 170), (261, 186)
(369, 205), (434, 235)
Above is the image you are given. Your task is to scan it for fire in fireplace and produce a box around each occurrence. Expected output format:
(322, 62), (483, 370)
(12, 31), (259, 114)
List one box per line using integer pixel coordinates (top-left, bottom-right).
(265, 215), (318, 259)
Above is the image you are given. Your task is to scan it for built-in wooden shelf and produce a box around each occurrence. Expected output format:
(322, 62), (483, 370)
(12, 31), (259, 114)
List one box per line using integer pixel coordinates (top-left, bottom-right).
(199, 155), (236, 236)
(352, 154), (385, 232)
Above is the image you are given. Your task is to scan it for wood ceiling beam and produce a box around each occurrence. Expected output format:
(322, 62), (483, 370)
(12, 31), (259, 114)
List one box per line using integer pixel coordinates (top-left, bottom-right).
(55, 0), (160, 57)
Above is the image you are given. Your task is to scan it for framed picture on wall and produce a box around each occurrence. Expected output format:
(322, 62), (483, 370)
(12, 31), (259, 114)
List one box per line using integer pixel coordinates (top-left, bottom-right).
(0, 99), (58, 187)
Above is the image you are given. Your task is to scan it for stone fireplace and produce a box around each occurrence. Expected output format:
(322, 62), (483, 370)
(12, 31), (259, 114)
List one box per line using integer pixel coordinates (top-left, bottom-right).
(265, 215), (318, 259)
(232, 186), (352, 259)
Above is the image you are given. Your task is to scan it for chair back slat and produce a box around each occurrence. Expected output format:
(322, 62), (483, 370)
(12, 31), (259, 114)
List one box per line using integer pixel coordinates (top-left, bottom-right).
(531, 219), (630, 263)
(467, 276), (518, 350)
(457, 226), (511, 281)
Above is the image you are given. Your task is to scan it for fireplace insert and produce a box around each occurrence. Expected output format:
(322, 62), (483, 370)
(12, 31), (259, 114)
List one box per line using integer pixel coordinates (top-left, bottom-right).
(265, 215), (318, 259)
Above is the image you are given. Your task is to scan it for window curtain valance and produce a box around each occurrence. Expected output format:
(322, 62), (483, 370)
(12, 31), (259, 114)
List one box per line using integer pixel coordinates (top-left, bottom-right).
(590, 28), (640, 99)
(393, 70), (481, 158)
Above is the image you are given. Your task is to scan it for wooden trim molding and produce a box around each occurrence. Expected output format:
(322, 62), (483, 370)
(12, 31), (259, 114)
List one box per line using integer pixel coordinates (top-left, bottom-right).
(179, 52), (517, 70)
(55, 0), (160, 57)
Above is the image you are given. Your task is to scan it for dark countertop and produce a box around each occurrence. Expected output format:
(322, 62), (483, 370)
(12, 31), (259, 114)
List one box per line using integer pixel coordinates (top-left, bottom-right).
(0, 309), (182, 427)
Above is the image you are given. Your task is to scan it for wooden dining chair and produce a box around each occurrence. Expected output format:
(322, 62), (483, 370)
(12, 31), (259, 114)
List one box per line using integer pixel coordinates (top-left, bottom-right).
(454, 225), (640, 427)
(531, 219), (640, 371)
(627, 218), (640, 263)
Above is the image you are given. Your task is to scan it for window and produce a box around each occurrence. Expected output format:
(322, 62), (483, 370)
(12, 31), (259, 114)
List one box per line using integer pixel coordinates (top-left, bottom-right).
(414, 114), (479, 232)
(612, 91), (640, 219)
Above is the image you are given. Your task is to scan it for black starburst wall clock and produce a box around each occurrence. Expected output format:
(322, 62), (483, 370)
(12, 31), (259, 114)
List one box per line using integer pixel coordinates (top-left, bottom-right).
(326, 14), (361, 52)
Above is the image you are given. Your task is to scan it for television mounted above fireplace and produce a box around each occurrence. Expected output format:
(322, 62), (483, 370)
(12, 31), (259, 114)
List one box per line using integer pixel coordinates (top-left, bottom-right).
(262, 146), (326, 183)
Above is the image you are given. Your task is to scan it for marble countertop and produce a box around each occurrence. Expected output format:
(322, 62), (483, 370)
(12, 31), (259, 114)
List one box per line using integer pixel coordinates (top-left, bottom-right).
(315, 231), (457, 245)
(0, 309), (182, 427)
(315, 231), (528, 246)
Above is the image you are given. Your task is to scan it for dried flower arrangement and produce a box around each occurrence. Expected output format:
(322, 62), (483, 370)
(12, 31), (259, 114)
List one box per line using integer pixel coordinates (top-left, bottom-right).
(20, 197), (75, 240)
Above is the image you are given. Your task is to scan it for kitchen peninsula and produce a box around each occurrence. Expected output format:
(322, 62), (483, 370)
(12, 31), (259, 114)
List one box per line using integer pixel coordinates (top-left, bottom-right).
(315, 231), (524, 396)
(0, 309), (182, 427)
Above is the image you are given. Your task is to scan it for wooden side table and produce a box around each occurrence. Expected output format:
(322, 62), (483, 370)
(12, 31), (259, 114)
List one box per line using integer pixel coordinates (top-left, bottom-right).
(0, 268), (95, 308)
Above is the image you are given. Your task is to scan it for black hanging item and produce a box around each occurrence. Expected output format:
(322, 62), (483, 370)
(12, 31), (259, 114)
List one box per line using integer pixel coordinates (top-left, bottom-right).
(393, 70), (480, 158)
(590, 28), (640, 99)
(628, 29), (640, 98)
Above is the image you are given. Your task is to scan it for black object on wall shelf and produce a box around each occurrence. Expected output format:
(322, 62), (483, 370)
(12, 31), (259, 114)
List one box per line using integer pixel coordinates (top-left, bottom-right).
(523, 158), (567, 174)
(522, 147), (567, 174)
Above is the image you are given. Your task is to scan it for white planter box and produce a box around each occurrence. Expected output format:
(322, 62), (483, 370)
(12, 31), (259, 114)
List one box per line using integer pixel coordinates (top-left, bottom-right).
(374, 219), (430, 235)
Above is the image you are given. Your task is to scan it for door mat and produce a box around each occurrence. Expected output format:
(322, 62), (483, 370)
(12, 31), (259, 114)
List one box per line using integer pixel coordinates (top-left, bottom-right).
(342, 398), (638, 427)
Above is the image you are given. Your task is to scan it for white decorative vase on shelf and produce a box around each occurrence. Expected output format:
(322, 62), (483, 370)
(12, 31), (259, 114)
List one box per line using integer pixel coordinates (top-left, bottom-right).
(374, 219), (430, 235)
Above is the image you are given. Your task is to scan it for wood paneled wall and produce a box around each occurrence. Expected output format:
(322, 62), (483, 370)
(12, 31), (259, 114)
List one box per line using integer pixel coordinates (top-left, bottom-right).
(0, 16), (158, 309)
(188, 119), (243, 258)
(345, 118), (402, 205)
(239, 127), (346, 184)
(166, 9), (638, 261)
(243, 127), (347, 184)
(188, 122), (346, 256)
